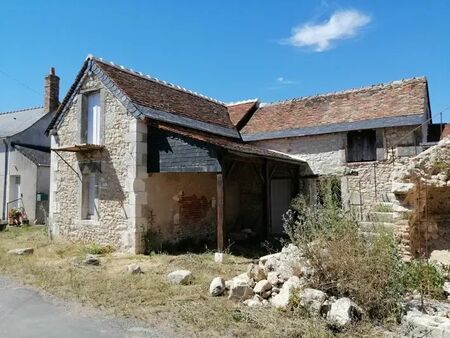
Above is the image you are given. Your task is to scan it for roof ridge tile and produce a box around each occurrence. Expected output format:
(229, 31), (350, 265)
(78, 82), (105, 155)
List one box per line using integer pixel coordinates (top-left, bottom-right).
(0, 106), (44, 115)
(88, 54), (225, 106)
(261, 76), (427, 107)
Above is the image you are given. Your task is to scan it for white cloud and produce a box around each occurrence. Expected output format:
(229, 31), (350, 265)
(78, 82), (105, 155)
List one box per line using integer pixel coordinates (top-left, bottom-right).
(284, 10), (371, 52)
(276, 77), (296, 85)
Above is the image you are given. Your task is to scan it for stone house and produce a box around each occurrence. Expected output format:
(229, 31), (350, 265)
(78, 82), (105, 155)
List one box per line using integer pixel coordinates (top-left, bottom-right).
(46, 56), (308, 253)
(240, 78), (436, 217)
(0, 69), (59, 224)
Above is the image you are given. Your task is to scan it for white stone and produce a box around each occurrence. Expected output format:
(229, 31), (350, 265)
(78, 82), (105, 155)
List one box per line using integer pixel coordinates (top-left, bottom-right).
(430, 250), (450, 268)
(267, 271), (280, 286)
(7, 247), (34, 256)
(253, 280), (272, 294)
(243, 295), (263, 307)
(270, 276), (303, 309)
(443, 282), (450, 296)
(300, 288), (327, 316)
(327, 298), (363, 328)
(126, 264), (143, 274)
(402, 311), (450, 338)
(167, 270), (193, 285)
(209, 277), (225, 297)
(259, 253), (281, 265)
(214, 252), (225, 263)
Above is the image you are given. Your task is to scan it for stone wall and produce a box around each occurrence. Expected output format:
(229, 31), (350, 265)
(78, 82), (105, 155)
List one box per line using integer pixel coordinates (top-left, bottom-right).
(391, 137), (450, 258)
(253, 126), (422, 216)
(49, 75), (147, 252)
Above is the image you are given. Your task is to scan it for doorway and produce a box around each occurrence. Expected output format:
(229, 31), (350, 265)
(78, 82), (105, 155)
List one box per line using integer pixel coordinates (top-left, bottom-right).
(270, 178), (292, 234)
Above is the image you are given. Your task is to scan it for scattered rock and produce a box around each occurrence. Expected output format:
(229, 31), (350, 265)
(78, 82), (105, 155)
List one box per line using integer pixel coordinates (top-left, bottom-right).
(259, 253), (281, 265)
(228, 280), (254, 301)
(270, 276), (304, 309)
(401, 310), (450, 338)
(243, 295), (264, 307)
(300, 288), (327, 316)
(430, 250), (450, 268)
(214, 252), (225, 263)
(167, 270), (193, 285)
(267, 271), (281, 286)
(7, 247), (34, 256)
(247, 263), (267, 282)
(126, 264), (143, 275)
(261, 290), (272, 299)
(84, 254), (100, 266)
(327, 298), (363, 328)
(253, 280), (272, 294)
(209, 277), (225, 297)
(444, 282), (450, 298)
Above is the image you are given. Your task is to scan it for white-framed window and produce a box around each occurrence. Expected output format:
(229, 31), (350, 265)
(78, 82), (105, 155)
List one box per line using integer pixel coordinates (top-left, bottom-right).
(81, 173), (97, 220)
(82, 91), (101, 144)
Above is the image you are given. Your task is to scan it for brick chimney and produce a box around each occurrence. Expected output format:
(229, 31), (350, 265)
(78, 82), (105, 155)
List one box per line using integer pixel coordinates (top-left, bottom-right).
(44, 67), (60, 113)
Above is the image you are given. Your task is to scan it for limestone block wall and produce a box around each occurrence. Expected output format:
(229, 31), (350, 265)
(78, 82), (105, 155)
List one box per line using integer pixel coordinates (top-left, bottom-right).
(253, 126), (424, 216)
(253, 133), (347, 175)
(146, 172), (216, 241)
(49, 75), (147, 252)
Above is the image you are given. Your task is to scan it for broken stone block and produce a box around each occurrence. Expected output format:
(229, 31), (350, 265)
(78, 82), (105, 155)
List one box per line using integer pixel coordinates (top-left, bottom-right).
(300, 288), (327, 316)
(214, 252), (225, 263)
(7, 247), (34, 256)
(126, 264), (143, 275)
(83, 254), (100, 265)
(253, 279), (272, 294)
(247, 263), (267, 282)
(209, 277), (225, 297)
(228, 280), (254, 301)
(327, 298), (363, 328)
(167, 270), (193, 285)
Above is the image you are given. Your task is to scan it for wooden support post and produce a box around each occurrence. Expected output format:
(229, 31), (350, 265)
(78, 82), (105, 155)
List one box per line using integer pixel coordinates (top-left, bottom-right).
(265, 160), (271, 238)
(216, 173), (224, 252)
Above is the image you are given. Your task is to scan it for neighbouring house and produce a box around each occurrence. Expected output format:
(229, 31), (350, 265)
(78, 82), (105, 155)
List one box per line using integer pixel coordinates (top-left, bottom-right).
(46, 56), (309, 253)
(241, 78), (441, 218)
(0, 68), (60, 224)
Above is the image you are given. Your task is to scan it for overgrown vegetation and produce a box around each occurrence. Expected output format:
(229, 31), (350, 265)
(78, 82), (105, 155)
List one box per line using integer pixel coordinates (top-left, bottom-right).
(372, 203), (394, 213)
(0, 226), (383, 337)
(84, 243), (115, 255)
(283, 178), (405, 323)
(401, 260), (445, 299)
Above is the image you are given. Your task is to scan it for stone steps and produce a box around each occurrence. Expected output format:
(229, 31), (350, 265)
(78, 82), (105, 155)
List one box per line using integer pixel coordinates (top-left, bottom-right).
(359, 221), (395, 232)
(367, 211), (398, 223)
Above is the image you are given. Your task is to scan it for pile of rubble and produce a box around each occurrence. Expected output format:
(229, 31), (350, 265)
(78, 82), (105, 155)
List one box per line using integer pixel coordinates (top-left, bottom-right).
(209, 244), (363, 328)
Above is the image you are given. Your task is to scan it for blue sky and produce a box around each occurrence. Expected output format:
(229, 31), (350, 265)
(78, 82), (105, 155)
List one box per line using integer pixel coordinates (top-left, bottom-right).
(1, 0), (449, 121)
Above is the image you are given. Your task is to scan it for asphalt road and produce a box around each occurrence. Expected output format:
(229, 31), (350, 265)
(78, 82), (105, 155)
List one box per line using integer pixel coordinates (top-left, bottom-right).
(0, 276), (172, 338)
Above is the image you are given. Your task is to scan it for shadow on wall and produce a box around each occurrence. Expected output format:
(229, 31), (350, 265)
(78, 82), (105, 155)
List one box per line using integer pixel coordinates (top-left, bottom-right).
(76, 149), (126, 202)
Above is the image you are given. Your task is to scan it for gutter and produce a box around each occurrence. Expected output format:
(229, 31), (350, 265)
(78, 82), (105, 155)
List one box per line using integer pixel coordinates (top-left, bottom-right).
(2, 138), (8, 220)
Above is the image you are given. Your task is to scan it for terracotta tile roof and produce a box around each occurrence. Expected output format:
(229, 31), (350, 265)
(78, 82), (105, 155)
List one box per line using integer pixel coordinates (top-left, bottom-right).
(93, 59), (236, 130)
(227, 99), (258, 127)
(242, 77), (428, 137)
(155, 122), (304, 164)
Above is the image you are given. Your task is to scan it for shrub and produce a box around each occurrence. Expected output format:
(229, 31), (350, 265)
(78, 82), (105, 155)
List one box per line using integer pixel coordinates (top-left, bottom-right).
(402, 260), (444, 299)
(283, 178), (405, 323)
(84, 243), (114, 255)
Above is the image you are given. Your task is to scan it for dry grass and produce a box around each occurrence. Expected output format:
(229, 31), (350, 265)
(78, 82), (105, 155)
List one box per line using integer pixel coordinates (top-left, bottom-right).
(0, 226), (383, 337)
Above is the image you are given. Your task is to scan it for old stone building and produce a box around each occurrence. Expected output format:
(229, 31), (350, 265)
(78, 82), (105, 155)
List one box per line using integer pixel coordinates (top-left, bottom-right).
(48, 55), (445, 254)
(240, 78), (435, 217)
(47, 56), (308, 253)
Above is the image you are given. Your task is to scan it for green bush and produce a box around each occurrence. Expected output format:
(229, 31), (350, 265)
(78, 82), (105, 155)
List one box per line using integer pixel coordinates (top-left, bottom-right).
(283, 178), (405, 323)
(402, 260), (444, 299)
(84, 243), (114, 255)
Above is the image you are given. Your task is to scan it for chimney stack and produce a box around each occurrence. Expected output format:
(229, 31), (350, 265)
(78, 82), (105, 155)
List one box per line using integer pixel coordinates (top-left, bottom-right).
(44, 67), (60, 113)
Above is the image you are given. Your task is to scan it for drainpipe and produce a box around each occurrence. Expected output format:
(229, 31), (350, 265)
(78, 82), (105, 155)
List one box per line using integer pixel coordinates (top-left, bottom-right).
(2, 138), (9, 220)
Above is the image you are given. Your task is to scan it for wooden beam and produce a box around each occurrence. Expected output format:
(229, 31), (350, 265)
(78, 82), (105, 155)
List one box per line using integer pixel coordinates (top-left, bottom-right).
(216, 173), (225, 252)
(264, 160), (271, 238)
